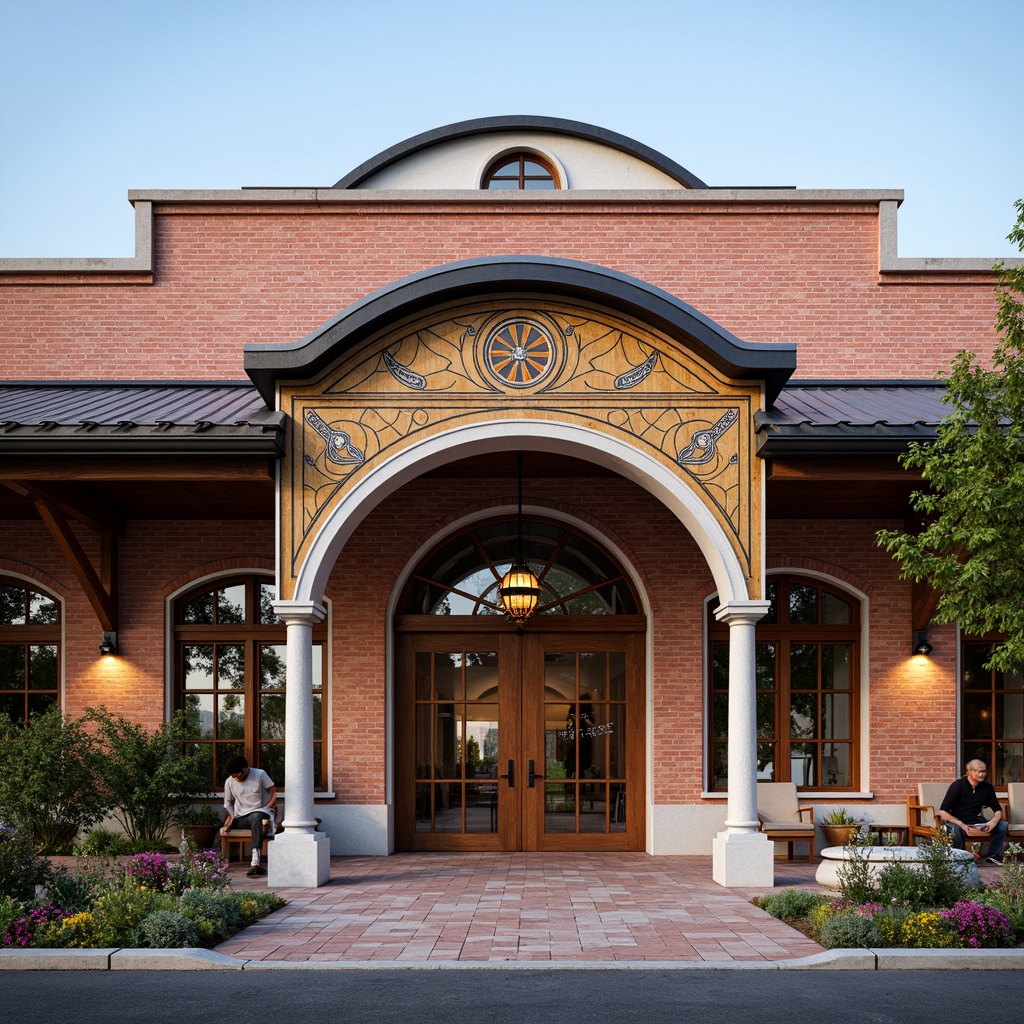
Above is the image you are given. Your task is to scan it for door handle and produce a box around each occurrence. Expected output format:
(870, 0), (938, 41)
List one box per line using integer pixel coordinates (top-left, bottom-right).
(499, 759), (514, 788)
(528, 759), (545, 788)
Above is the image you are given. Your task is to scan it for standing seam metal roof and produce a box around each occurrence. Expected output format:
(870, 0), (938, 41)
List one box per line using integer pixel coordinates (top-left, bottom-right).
(0, 381), (949, 455)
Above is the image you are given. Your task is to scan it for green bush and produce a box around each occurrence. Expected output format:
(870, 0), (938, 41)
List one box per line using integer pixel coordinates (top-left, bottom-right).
(177, 889), (244, 943)
(915, 832), (971, 908)
(75, 828), (133, 857)
(0, 894), (26, 935)
(85, 707), (211, 847)
(875, 861), (928, 909)
(817, 911), (881, 949)
(90, 879), (177, 946)
(236, 890), (286, 924)
(0, 821), (52, 901)
(42, 867), (96, 915)
(836, 845), (878, 905)
(756, 888), (824, 922)
(138, 909), (200, 948)
(0, 706), (110, 853)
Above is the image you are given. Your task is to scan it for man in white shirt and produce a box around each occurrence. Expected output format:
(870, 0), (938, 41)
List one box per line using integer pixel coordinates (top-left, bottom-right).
(220, 755), (277, 876)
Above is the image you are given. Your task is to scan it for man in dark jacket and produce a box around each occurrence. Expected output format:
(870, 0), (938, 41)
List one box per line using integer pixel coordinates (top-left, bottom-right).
(939, 760), (1008, 866)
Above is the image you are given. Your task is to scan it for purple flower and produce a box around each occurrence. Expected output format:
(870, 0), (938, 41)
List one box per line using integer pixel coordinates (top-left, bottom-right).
(940, 901), (1011, 948)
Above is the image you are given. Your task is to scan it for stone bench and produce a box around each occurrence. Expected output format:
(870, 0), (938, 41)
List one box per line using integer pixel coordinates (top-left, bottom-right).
(815, 845), (979, 891)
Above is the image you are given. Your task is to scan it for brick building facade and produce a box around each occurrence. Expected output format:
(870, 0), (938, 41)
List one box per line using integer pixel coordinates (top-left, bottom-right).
(1, 117), (1019, 886)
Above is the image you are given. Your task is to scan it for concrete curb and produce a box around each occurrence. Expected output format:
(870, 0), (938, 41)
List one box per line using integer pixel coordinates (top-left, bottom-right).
(3, 947), (1024, 970)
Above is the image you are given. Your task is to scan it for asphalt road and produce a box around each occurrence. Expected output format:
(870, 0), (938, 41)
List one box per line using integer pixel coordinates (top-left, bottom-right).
(5, 969), (1024, 1024)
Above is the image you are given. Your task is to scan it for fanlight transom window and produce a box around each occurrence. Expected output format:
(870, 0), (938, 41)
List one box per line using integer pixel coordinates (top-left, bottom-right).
(400, 519), (638, 617)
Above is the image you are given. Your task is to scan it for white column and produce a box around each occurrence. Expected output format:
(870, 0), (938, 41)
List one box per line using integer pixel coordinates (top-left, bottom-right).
(267, 600), (331, 887)
(712, 599), (774, 887)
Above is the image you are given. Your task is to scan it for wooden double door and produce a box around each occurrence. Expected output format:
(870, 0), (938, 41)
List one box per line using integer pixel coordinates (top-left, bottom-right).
(395, 626), (644, 851)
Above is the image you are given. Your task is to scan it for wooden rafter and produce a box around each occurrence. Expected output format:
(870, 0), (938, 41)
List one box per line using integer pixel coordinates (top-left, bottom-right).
(1, 479), (119, 632)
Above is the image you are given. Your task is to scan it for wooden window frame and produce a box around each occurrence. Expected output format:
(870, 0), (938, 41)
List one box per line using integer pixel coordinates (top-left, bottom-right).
(482, 151), (559, 190)
(708, 574), (861, 792)
(0, 578), (61, 725)
(173, 573), (328, 792)
(960, 635), (1024, 786)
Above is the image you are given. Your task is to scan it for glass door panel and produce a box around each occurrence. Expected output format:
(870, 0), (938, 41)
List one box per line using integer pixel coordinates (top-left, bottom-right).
(398, 630), (641, 851)
(524, 636), (639, 851)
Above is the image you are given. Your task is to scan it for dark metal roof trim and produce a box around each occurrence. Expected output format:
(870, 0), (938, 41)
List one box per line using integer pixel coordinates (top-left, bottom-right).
(333, 116), (710, 190)
(0, 383), (283, 456)
(757, 384), (948, 456)
(1, 381), (951, 459)
(243, 255), (797, 405)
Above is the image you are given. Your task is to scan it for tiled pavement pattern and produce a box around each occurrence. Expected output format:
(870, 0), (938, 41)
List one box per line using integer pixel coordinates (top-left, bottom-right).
(216, 853), (833, 963)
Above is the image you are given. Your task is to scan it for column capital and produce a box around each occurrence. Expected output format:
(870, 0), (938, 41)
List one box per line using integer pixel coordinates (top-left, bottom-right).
(272, 599), (327, 626)
(714, 599), (771, 627)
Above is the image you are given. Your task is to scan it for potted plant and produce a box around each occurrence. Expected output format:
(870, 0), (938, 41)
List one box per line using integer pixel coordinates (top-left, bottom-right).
(820, 807), (862, 848)
(178, 803), (222, 849)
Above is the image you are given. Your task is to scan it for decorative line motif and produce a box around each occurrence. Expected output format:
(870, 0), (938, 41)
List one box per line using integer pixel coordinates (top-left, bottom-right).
(677, 410), (738, 466)
(614, 352), (658, 390)
(305, 409), (365, 466)
(382, 350), (427, 390)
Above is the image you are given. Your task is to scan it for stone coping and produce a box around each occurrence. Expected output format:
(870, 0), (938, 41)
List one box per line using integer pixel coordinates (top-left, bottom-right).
(3, 948), (1023, 971)
(819, 845), (975, 861)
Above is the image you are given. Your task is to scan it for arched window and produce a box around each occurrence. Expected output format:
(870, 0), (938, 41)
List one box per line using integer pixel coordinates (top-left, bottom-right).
(173, 574), (328, 791)
(399, 518), (638, 617)
(961, 636), (1024, 785)
(0, 579), (60, 725)
(482, 152), (559, 190)
(707, 575), (860, 791)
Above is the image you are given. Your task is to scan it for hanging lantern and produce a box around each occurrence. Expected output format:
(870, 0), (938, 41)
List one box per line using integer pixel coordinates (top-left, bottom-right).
(499, 452), (542, 626)
(499, 559), (542, 625)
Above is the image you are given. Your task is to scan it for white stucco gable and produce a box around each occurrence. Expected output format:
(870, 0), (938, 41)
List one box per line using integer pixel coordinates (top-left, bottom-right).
(334, 116), (709, 191)
(354, 131), (688, 189)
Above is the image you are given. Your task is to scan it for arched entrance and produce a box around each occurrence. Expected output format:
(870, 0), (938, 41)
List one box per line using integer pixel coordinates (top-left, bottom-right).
(393, 516), (646, 851)
(243, 255), (797, 887)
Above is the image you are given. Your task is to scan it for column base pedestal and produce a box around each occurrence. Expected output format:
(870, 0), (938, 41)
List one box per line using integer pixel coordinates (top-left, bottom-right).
(267, 830), (331, 888)
(712, 830), (774, 887)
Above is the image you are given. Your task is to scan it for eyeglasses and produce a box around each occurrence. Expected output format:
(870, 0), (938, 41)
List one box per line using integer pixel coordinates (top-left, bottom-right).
(968, 768), (988, 774)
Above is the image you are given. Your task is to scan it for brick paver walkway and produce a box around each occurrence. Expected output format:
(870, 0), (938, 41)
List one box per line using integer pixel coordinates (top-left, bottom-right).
(215, 853), (830, 963)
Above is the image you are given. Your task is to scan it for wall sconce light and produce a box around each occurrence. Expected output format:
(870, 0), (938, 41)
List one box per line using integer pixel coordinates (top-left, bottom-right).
(913, 630), (933, 656)
(98, 631), (118, 656)
(499, 452), (542, 628)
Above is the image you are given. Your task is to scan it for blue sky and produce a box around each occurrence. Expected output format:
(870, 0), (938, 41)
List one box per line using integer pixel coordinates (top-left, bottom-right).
(2, 0), (1021, 258)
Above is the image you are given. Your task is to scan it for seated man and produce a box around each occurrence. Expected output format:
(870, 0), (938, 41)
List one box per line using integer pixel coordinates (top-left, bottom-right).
(938, 759), (1008, 866)
(220, 755), (277, 876)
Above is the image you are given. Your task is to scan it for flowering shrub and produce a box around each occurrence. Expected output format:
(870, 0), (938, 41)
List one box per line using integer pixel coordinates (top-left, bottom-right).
(59, 911), (100, 948)
(171, 848), (230, 895)
(2, 902), (65, 948)
(124, 852), (172, 892)
(941, 901), (1012, 948)
(900, 910), (958, 949)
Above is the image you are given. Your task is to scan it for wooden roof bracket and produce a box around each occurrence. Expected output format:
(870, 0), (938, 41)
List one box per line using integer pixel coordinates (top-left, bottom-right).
(2, 480), (120, 632)
(911, 578), (940, 633)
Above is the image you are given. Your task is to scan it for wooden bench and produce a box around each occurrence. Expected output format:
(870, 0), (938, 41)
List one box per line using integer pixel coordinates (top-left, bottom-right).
(221, 804), (282, 863)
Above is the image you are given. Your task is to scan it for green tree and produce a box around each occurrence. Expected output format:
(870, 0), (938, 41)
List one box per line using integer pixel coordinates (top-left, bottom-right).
(86, 707), (211, 847)
(878, 200), (1024, 672)
(0, 704), (110, 852)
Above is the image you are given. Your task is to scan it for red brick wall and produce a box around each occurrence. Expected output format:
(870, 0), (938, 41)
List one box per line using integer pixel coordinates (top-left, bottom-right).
(0, 202), (1003, 381)
(0, 481), (957, 812)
